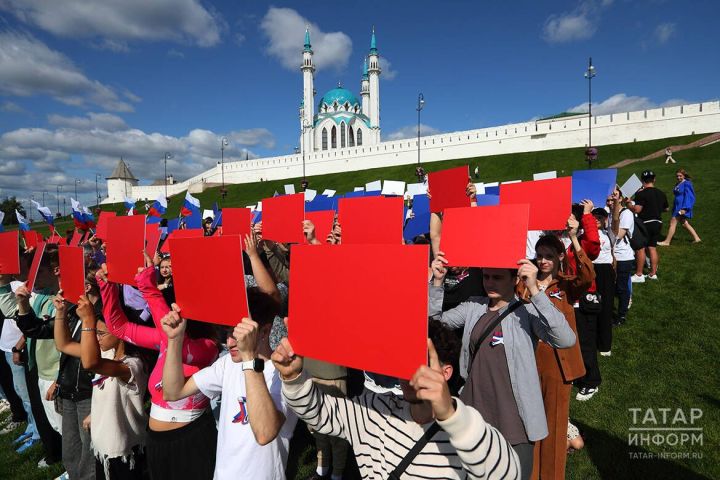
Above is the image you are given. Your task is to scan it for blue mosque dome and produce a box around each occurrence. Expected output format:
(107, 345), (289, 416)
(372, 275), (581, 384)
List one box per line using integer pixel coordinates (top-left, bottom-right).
(318, 86), (361, 110)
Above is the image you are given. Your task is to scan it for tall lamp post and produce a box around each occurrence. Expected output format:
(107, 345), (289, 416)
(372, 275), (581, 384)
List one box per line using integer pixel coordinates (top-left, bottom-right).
(416, 93), (425, 165)
(56, 185), (62, 217)
(95, 173), (101, 206)
(42, 190), (46, 205)
(163, 152), (173, 199)
(74, 179), (81, 202)
(584, 57), (597, 167)
(220, 137), (228, 198)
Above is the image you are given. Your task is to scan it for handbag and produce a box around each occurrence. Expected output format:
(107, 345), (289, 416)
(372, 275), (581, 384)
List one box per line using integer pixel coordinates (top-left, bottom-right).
(579, 292), (602, 315)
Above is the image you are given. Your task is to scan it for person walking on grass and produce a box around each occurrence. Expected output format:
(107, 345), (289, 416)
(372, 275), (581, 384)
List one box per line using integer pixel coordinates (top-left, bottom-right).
(664, 148), (676, 164)
(658, 169), (701, 246)
(629, 171), (668, 282)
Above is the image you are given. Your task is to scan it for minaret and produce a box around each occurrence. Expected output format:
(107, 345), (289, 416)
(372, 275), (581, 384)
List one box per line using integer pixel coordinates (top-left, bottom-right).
(367, 27), (381, 143)
(301, 26), (315, 152)
(360, 56), (370, 116)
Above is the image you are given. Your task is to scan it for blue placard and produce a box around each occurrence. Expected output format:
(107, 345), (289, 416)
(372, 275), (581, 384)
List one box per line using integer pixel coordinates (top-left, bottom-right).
(474, 194), (500, 206)
(403, 212), (431, 242)
(306, 195), (338, 212)
(411, 194), (430, 216)
(341, 190), (365, 199)
(572, 178), (613, 206)
(572, 169), (617, 197)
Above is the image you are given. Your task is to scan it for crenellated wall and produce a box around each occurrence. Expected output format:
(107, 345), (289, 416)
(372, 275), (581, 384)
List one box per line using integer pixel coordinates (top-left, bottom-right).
(113, 101), (720, 202)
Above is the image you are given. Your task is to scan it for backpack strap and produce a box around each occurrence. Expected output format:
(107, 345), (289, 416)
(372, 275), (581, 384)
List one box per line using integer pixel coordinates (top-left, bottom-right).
(467, 300), (524, 370)
(388, 422), (442, 479)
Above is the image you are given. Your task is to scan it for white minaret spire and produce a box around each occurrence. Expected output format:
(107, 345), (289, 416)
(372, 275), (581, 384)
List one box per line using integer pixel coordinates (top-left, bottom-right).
(301, 26), (315, 152)
(360, 56), (370, 116)
(367, 27), (381, 143)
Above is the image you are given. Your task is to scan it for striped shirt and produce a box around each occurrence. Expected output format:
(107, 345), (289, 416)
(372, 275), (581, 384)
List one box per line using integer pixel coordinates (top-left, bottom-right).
(283, 372), (520, 479)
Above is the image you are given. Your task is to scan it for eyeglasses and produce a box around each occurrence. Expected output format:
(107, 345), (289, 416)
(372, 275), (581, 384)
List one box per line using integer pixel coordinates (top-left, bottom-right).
(96, 330), (109, 338)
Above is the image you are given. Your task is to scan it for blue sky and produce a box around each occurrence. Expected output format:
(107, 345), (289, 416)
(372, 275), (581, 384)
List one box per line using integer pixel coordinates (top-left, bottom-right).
(0, 0), (718, 210)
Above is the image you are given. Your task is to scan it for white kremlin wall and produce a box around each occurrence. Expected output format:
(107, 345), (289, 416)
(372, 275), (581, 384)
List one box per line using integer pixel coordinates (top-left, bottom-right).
(110, 101), (720, 203)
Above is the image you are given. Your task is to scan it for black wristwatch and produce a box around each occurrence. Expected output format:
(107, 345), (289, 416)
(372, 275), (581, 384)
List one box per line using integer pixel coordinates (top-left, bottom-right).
(11, 347), (21, 353)
(240, 358), (265, 372)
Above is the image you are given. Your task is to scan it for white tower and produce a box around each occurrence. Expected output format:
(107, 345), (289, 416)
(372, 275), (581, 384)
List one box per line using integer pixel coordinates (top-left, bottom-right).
(367, 28), (381, 143)
(105, 158), (138, 204)
(360, 56), (370, 116)
(301, 27), (315, 153)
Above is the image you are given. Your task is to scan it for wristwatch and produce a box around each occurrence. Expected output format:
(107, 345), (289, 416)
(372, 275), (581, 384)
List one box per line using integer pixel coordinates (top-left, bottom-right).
(11, 347), (22, 353)
(240, 358), (265, 372)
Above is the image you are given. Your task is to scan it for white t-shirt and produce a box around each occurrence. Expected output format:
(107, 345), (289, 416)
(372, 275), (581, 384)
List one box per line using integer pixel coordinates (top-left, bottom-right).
(0, 281), (24, 352)
(193, 354), (297, 480)
(613, 209), (635, 261)
(594, 230), (613, 265)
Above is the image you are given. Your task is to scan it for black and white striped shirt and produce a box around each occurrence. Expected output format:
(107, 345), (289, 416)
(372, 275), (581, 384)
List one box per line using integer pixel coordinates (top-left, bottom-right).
(283, 372), (520, 479)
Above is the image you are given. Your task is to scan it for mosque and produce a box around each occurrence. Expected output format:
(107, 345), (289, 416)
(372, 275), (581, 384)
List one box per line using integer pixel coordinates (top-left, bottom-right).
(299, 28), (382, 154)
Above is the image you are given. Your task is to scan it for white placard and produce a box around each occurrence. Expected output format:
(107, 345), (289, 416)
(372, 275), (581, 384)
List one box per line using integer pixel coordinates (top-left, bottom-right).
(365, 180), (382, 192)
(354, 187), (365, 192)
(304, 189), (317, 202)
(381, 180), (406, 196)
(406, 183), (428, 197)
(502, 180), (521, 184)
(284, 184), (295, 194)
(202, 209), (214, 219)
(620, 174), (643, 199)
(474, 183), (486, 195)
(256, 201), (262, 212)
(321, 189), (336, 197)
(533, 171), (557, 181)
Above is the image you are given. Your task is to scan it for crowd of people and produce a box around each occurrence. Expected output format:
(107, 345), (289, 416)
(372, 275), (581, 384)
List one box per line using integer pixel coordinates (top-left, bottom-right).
(0, 164), (700, 480)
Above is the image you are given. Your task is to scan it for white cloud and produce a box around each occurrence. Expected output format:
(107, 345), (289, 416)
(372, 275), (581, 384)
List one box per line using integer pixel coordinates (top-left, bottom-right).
(654, 23), (676, 44)
(260, 7), (352, 72)
(542, 0), (611, 44)
(386, 124), (440, 141)
(167, 49), (185, 59)
(568, 93), (689, 115)
(1, 0), (225, 47)
(1, 101), (28, 114)
(0, 30), (136, 112)
(378, 57), (397, 80)
(47, 112), (129, 131)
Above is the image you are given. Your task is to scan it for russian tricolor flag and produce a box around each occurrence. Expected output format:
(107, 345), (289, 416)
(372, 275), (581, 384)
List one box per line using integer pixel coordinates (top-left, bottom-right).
(180, 192), (201, 217)
(31, 200), (54, 226)
(124, 197), (135, 216)
(82, 206), (96, 229)
(148, 194), (167, 218)
(15, 210), (30, 231)
(0, 211), (4, 232)
(70, 198), (88, 230)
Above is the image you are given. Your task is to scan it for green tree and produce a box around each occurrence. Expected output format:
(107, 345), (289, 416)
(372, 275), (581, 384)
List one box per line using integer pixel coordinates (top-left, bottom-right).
(0, 196), (26, 225)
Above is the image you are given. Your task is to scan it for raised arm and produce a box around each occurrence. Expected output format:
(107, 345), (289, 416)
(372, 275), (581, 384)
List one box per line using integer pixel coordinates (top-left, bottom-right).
(15, 285), (55, 339)
(135, 265), (171, 334)
(160, 306), (201, 401)
(578, 200), (600, 260)
(245, 234), (281, 304)
(52, 291), (81, 358)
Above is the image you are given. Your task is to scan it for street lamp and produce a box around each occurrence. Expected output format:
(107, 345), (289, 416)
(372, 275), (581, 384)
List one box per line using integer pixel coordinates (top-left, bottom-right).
(56, 185), (62, 216)
(163, 152), (173, 199)
(220, 137), (229, 199)
(95, 173), (102, 206)
(42, 190), (47, 205)
(74, 179), (81, 202)
(584, 57), (597, 167)
(416, 93), (425, 165)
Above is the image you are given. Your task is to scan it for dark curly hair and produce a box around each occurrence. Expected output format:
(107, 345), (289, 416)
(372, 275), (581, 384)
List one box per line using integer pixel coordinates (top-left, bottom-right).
(428, 319), (462, 395)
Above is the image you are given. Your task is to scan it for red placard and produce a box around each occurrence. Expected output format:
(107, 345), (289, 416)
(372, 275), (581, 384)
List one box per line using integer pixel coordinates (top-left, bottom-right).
(221, 208), (252, 241)
(338, 196), (403, 245)
(22, 230), (39, 249)
(288, 244), (429, 380)
(440, 204), (530, 268)
(0, 231), (20, 274)
(499, 177), (571, 230)
(145, 223), (162, 257)
(428, 165), (471, 213)
(169, 235), (248, 326)
(26, 242), (46, 291)
(46, 231), (61, 244)
(304, 210), (335, 244)
(105, 215), (146, 285)
(262, 193), (305, 243)
(58, 245), (85, 304)
(160, 228), (203, 253)
(95, 211), (116, 240)
(69, 229), (84, 247)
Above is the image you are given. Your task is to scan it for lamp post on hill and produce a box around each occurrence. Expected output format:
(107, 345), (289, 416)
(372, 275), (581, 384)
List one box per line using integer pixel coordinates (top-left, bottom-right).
(74, 179), (81, 203)
(220, 137), (229, 199)
(416, 93), (425, 165)
(56, 185), (62, 217)
(163, 152), (173, 199)
(584, 57), (598, 167)
(95, 173), (102, 207)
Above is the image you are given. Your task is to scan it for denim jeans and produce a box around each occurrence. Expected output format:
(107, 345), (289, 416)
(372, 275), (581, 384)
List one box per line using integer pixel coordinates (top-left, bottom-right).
(616, 260), (634, 318)
(4, 351), (39, 440)
(61, 397), (95, 480)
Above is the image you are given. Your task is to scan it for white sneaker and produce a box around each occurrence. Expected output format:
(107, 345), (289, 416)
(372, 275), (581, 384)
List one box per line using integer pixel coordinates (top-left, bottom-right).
(0, 420), (23, 435)
(38, 458), (51, 468)
(55, 472), (70, 480)
(576, 387), (599, 401)
(647, 274), (658, 280)
(0, 399), (10, 414)
(631, 274), (646, 283)
(600, 351), (612, 357)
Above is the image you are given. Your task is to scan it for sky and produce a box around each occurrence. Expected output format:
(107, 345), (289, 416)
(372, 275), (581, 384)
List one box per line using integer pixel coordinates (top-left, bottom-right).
(0, 0), (718, 214)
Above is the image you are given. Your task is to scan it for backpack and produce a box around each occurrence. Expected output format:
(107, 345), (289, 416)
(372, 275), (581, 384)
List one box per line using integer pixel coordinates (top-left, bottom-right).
(621, 208), (648, 250)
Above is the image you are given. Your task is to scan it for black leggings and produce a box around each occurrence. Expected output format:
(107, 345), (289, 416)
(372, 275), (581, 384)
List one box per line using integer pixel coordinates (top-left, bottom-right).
(145, 409), (217, 480)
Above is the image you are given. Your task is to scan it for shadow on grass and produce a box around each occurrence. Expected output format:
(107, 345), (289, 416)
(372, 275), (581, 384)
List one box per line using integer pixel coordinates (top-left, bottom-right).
(576, 421), (711, 480)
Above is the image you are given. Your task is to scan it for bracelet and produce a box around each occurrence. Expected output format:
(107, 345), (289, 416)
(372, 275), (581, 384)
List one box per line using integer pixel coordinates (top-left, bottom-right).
(80, 327), (96, 332)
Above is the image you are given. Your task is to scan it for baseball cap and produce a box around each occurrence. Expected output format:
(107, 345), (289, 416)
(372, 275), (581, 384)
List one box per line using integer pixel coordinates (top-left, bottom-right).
(641, 170), (656, 181)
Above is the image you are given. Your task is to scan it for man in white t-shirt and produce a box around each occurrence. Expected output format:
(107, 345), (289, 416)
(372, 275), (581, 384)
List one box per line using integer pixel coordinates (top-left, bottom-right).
(610, 190), (635, 326)
(160, 295), (296, 480)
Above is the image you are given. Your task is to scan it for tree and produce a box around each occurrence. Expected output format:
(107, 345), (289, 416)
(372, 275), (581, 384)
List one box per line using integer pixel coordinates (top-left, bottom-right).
(0, 196), (25, 225)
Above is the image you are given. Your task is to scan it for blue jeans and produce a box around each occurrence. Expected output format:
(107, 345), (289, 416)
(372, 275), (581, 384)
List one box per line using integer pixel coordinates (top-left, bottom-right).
(4, 351), (39, 440)
(616, 260), (634, 318)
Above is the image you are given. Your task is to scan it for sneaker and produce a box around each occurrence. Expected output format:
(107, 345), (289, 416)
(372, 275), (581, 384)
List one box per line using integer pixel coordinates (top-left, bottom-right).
(0, 399), (10, 414)
(576, 387), (599, 401)
(657, 241), (670, 247)
(631, 274), (646, 283)
(600, 350), (612, 357)
(55, 472), (70, 480)
(16, 437), (39, 454)
(613, 317), (626, 327)
(0, 421), (23, 435)
(13, 431), (32, 445)
(647, 274), (658, 280)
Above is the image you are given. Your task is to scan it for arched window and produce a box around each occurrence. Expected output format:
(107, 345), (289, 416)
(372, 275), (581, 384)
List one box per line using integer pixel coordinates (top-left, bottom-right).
(331, 126), (337, 148)
(340, 122), (346, 148)
(322, 128), (328, 150)
(349, 126), (355, 147)
(356, 128), (363, 146)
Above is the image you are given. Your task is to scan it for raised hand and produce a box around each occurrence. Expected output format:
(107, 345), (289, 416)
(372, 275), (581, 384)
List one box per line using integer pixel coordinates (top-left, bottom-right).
(52, 290), (68, 317)
(517, 258), (539, 293)
(244, 233), (259, 259)
(95, 263), (108, 283)
(271, 325), (303, 380)
(409, 339), (455, 421)
(431, 251), (448, 286)
(580, 199), (594, 215)
(466, 180), (477, 199)
(302, 220), (316, 244)
(161, 303), (187, 340)
(76, 295), (94, 321)
(232, 317), (259, 363)
(566, 215), (580, 238)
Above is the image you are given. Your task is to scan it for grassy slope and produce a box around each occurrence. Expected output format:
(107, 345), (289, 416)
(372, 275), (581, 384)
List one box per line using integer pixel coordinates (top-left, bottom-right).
(2, 134), (717, 479)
